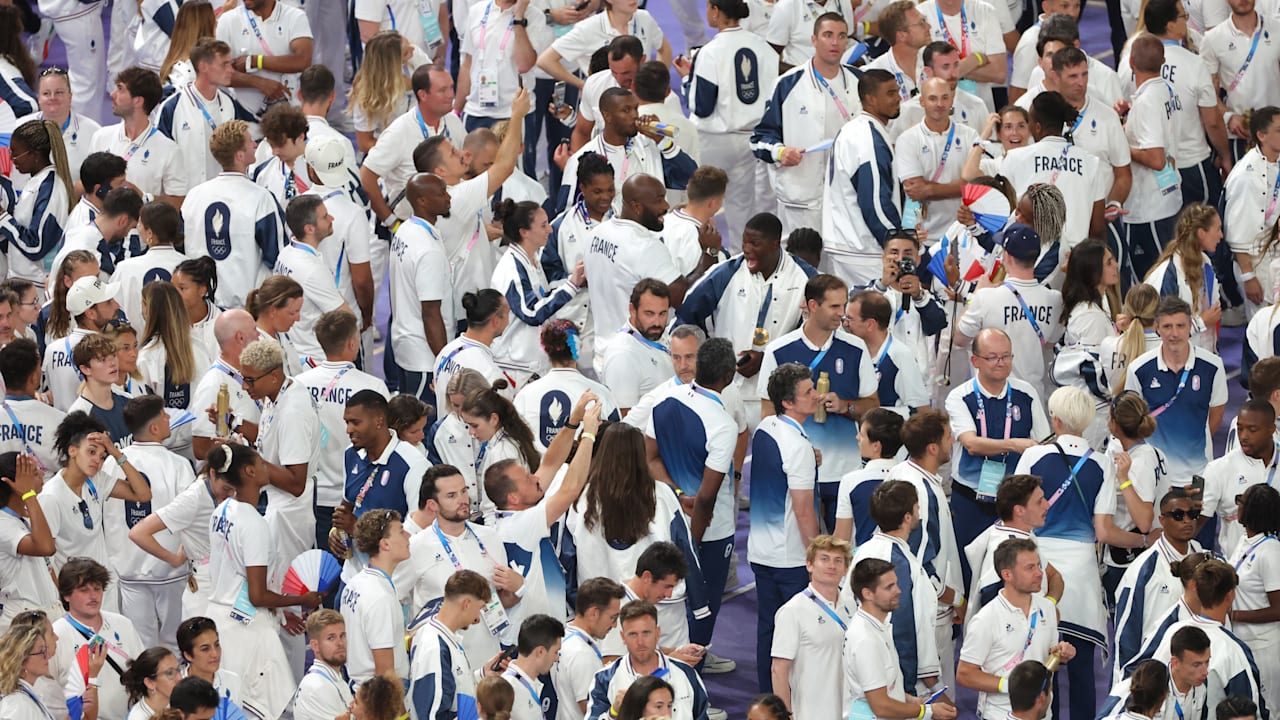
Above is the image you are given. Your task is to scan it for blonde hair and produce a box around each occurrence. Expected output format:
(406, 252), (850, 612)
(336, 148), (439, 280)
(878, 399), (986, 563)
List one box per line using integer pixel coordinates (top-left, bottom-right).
(349, 31), (409, 133)
(161, 8), (217, 82)
(1111, 284), (1159, 395)
(446, 369), (490, 410)
(47, 250), (100, 340)
(805, 534), (853, 564)
(1110, 392), (1157, 440)
(1048, 386), (1095, 434)
(142, 282), (197, 386)
(0, 624), (45, 694)
(13, 119), (74, 202)
(209, 120), (250, 170)
(1146, 203), (1217, 312)
(239, 339), (284, 372)
(477, 676), (514, 720)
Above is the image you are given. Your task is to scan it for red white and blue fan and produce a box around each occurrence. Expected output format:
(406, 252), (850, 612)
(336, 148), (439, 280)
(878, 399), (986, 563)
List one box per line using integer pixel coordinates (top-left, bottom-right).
(962, 183), (1013, 234)
(282, 549), (342, 595)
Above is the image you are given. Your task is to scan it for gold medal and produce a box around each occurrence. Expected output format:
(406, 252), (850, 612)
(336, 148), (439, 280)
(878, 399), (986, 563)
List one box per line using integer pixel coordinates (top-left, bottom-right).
(753, 327), (770, 346)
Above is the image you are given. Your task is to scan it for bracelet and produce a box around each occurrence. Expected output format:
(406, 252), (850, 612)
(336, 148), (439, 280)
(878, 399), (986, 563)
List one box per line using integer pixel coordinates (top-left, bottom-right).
(974, 52), (985, 65)
(581, 432), (597, 442)
(256, 54), (265, 70)
(1047, 595), (1058, 605)
(674, 486), (685, 496)
(952, 594), (966, 609)
(1241, 271), (1257, 282)
(863, 21), (871, 35)
(916, 704), (926, 719)
(998, 676), (1007, 693)
(87, 677), (100, 687)
(610, 707), (619, 718)
(1118, 480), (1132, 490)
(565, 421), (581, 430)
(21, 490), (35, 501)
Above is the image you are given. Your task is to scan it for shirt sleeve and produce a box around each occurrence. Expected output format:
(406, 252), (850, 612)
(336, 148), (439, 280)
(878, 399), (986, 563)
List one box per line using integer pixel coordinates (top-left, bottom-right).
(156, 483), (201, 533)
(946, 387), (977, 438)
(770, 602), (802, 660)
(957, 606), (996, 665)
(704, 414), (736, 474)
(1128, 95), (1167, 151)
(1210, 361), (1228, 406)
(239, 513), (272, 568)
(414, 244), (450, 303)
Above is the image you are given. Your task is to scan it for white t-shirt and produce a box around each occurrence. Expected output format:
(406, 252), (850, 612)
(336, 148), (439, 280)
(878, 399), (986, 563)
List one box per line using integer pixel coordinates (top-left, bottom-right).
(340, 565), (410, 682)
(549, 10), (664, 75)
(39, 462), (124, 574)
(111, 246), (187, 327)
(190, 362), (262, 440)
(917, 0), (1007, 110)
(155, 475), (220, 566)
(461, 2), (549, 118)
(53, 611), (143, 720)
(91, 122), (189, 199)
(551, 623), (606, 720)
(747, 414), (817, 568)
(390, 217), (455, 372)
(215, 2), (313, 115)
(106, 441), (195, 582)
(207, 497), (272, 607)
(1202, 447), (1280, 555)
(1124, 78), (1183, 224)
(582, 219), (680, 343)
(43, 328), (92, 413)
(0, 511), (60, 627)
(599, 328), (675, 409)
(1001, 137), (1105, 249)
(272, 241), (347, 361)
(958, 592), (1060, 719)
(294, 361), (391, 508)
(0, 396), (66, 476)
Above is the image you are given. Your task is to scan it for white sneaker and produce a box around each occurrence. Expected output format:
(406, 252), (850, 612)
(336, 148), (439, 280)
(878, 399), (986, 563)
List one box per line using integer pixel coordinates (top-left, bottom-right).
(707, 708), (728, 720)
(702, 652), (736, 674)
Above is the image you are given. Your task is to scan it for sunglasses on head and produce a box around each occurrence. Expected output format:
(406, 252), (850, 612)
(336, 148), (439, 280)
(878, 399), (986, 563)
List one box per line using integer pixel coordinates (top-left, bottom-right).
(1162, 508), (1201, 522)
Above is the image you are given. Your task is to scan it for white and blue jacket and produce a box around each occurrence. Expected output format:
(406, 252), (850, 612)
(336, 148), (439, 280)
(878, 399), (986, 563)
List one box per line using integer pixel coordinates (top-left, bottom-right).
(1111, 537), (1204, 684)
(821, 112), (901, 259)
(490, 244), (579, 378)
(588, 654), (709, 720)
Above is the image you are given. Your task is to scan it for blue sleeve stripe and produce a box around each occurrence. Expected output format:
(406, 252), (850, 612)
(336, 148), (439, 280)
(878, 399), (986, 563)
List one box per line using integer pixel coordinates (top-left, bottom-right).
(674, 257), (744, 329)
(890, 545), (920, 682)
(506, 261), (574, 325)
(692, 77), (719, 119)
(0, 76), (36, 118)
(543, 213), (569, 281)
(749, 72), (801, 162)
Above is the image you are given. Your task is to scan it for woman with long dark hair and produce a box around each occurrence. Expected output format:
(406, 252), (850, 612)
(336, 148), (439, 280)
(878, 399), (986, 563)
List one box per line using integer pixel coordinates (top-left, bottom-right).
(1054, 239), (1122, 446)
(0, 6), (36, 150)
(9, 119), (72, 289)
(139, 282), (205, 413)
(615, 675), (675, 720)
(459, 385), (541, 524)
(172, 256), (222, 367)
(491, 199), (585, 381)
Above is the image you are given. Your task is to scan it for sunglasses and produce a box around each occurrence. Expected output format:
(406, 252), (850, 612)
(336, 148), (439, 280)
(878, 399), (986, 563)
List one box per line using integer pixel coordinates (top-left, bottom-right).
(77, 499), (93, 530)
(40, 66), (68, 77)
(1162, 508), (1201, 522)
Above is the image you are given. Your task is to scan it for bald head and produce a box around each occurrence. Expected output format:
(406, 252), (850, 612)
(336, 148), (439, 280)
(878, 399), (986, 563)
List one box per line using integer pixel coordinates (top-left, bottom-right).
(620, 173), (669, 231)
(406, 172), (450, 222)
(973, 327), (1013, 356)
(1129, 33), (1165, 75)
(920, 77), (950, 97)
(214, 309), (257, 359)
(621, 174), (665, 206)
(407, 173), (447, 203)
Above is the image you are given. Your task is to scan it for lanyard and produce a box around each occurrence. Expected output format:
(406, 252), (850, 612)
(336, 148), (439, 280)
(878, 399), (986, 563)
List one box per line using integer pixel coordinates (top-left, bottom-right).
(505, 669), (540, 707)
(624, 325), (669, 354)
(1267, 446), (1280, 486)
(973, 380), (1013, 440)
(779, 414), (808, 438)
(478, 2), (516, 56)
(807, 343), (831, 374)
(475, 440), (489, 472)
(1148, 365), (1192, 418)
(598, 135), (632, 186)
(212, 361), (247, 392)
(410, 216), (443, 245)
(122, 126), (159, 162)
(290, 241), (319, 257)
(66, 337), (83, 380)
(435, 339), (479, 376)
(64, 613), (127, 659)
(432, 520), (490, 570)
(1044, 449), (1094, 508)
(1228, 18), (1265, 92)
(351, 459), (388, 513)
(935, 4), (969, 58)
(415, 108), (434, 140)
(308, 664), (349, 701)
(755, 283), (774, 331)
(243, 5), (275, 55)
(366, 566), (395, 595)
(691, 385), (724, 408)
(1266, 160), (1280, 225)
(930, 123), (958, 182)
(566, 627), (602, 661)
(19, 684), (54, 720)
(186, 85), (219, 131)
(803, 588), (847, 630)
(1003, 282), (1046, 344)
(873, 336), (892, 373)
(1, 399), (49, 473)
(1234, 534), (1277, 569)
(1049, 135), (1076, 184)
(283, 164), (309, 199)
(812, 65), (851, 121)
(1002, 608), (1039, 671)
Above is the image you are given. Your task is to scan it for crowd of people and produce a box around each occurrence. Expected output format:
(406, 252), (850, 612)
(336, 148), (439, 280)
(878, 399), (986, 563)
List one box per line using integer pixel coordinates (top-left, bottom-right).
(2, 0), (1280, 718)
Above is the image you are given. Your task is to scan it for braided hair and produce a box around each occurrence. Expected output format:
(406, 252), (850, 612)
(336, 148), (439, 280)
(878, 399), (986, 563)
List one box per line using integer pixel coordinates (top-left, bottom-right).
(1024, 183), (1065, 248)
(12, 119), (74, 202)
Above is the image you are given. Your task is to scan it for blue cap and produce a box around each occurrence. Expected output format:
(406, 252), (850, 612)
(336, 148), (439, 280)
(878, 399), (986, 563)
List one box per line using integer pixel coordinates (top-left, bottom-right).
(1001, 222), (1042, 263)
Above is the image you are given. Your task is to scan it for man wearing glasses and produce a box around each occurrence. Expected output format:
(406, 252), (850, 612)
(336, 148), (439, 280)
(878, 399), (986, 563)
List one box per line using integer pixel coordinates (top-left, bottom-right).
(945, 327), (1050, 563)
(1113, 490), (1206, 684)
(1200, 398), (1277, 556)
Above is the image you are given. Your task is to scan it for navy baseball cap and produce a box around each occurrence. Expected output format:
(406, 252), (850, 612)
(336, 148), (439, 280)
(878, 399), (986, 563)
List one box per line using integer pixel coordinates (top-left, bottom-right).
(1001, 222), (1042, 263)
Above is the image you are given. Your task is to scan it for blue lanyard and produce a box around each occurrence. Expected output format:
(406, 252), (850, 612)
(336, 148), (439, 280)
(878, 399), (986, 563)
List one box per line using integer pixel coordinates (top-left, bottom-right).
(692, 385), (724, 408)
(243, 5), (273, 54)
(873, 336), (892, 372)
(505, 669), (540, 707)
(1003, 282), (1046, 344)
(566, 627), (602, 661)
(1, 399), (46, 472)
(409, 216), (442, 244)
(474, 439), (489, 471)
(1170, 683), (1185, 720)
(1228, 19), (1265, 91)
(367, 566), (395, 594)
(289, 241), (319, 256)
(972, 379), (1013, 440)
(929, 123), (958, 182)
(20, 684), (54, 720)
(122, 126), (159, 161)
(432, 521), (490, 570)
(1045, 449), (1094, 508)
(415, 108), (449, 141)
(1235, 534), (1277, 570)
(434, 339), (477, 376)
(803, 588), (847, 630)
(386, 2), (397, 28)
(935, 3), (970, 57)
(779, 414), (808, 439)
(811, 65), (850, 121)
(1148, 365), (1192, 418)
(755, 284), (774, 331)
(624, 325), (669, 354)
(186, 86), (218, 131)
(807, 343), (831, 374)
(84, 477), (99, 503)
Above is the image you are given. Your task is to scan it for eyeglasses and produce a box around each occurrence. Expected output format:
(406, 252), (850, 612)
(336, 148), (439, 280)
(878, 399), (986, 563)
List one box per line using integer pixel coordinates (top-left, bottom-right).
(28, 645), (49, 658)
(1162, 508), (1201, 522)
(10, 149), (31, 163)
(242, 368), (279, 387)
(977, 353), (1014, 364)
(77, 499), (94, 530)
(153, 667), (181, 679)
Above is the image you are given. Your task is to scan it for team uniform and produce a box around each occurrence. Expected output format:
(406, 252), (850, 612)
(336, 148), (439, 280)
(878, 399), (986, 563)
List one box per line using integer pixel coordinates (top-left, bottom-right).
(293, 662), (354, 720)
(835, 458), (895, 546)
(362, 109), (465, 224)
(1098, 675), (1206, 720)
(822, 112), (901, 286)
(917, 0), (1007, 110)
(154, 83), (257, 189)
(53, 610), (143, 720)
(1139, 613), (1266, 717)
(436, 174), (500, 325)
(409, 616), (482, 720)
(771, 585), (855, 720)
(1202, 13), (1280, 160)
(557, 134), (697, 215)
(39, 459), (127, 578)
(491, 244), (580, 381)
(215, 3), (313, 117)
(182, 172), (285, 308)
(764, 0), (856, 67)
(888, 89), (988, 147)
(91, 122), (189, 201)
(893, 119), (980, 244)
(514, 369), (620, 453)
(544, 204), (611, 371)
(111, 245), (186, 328)
(1124, 345), (1227, 487)
(190, 361), (263, 449)
(460, 2), (548, 123)
(1001, 137), (1104, 249)
(1111, 536), (1205, 684)
(153, 476), (222, 619)
(844, 607), (910, 720)
(340, 565), (410, 683)
(389, 217), (455, 399)
(957, 278), (1063, 402)
(0, 506), (60, 631)
(1227, 533), (1280, 712)
(1224, 147), (1280, 311)
(552, 623), (608, 720)
(0, 394), (65, 477)
(1202, 444), (1280, 556)
(582, 218), (680, 353)
(1125, 78), (1183, 280)
(353, 0), (447, 54)
(587, 654), (710, 720)
(10, 166), (69, 287)
(958, 592), (1060, 719)
(849, 531), (941, 693)
(494, 498), (570, 625)
(870, 335), (931, 414)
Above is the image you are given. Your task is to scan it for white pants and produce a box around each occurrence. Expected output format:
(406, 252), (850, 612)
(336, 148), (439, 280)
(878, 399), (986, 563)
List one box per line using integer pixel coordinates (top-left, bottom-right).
(699, 131), (758, 253)
(107, 0), (139, 82)
(934, 614), (956, 695)
(667, 0), (709, 47)
(821, 252), (883, 288)
(52, 11), (106, 118)
(119, 576), (186, 651)
(776, 202), (822, 239)
(183, 562), (212, 621)
(208, 599), (296, 720)
(299, 0), (349, 122)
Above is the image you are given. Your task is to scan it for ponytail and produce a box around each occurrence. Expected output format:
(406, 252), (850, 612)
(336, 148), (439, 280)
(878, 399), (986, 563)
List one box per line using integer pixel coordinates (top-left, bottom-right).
(460, 387), (541, 472)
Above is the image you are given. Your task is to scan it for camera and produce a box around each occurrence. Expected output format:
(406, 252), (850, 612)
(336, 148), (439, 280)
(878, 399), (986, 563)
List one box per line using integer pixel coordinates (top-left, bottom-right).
(895, 257), (918, 277)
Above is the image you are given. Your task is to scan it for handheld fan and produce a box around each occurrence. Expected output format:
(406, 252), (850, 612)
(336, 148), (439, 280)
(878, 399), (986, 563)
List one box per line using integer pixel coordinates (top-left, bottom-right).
(962, 183), (1013, 234)
(281, 549), (342, 596)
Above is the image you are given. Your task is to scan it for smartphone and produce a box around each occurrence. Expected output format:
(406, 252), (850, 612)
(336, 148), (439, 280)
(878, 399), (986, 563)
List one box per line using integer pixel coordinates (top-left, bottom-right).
(573, 0), (590, 10)
(553, 81), (566, 109)
(1189, 475), (1205, 498)
(491, 646), (517, 672)
(736, 354), (751, 367)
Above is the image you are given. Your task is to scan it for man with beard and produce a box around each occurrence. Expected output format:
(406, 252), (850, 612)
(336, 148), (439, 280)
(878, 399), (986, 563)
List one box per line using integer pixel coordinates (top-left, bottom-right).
(585, 175), (717, 377)
(1201, 399), (1279, 555)
(388, 173), (454, 402)
(599, 280), (676, 415)
(293, 610), (353, 720)
(821, 69), (904, 287)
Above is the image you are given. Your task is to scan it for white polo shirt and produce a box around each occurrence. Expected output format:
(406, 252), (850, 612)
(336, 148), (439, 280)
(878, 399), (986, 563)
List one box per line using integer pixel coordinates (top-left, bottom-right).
(1124, 345), (1227, 486)
(207, 497), (271, 607)
(1201, 13), (1280, 117)
(273, 241), (347, 361)
(552, 623), (605, 720)
(917, 0), (1007, 110)
(215, 2), (313, 115)
(501, 663), (546, 720)
(0, 396), (65, 476)
(362, 108), (465, 221)
(295, 361), (390, 507)
(582, 218), (680, 344)
(645, 383), (738, 541)
(390, 217), (455, 373)
(190, 361), (262, 441)
(958, 591), (1060, 719)
(835, 457), (894, 544)
(893, 119), (980, 242)
(765, 0), (856, 67)
(1118, 42), (1218, 167)
(91, 122), (189, 199)
(548, 10), (664, 75)
(747, 414), (817, 569)
(461, 2), (548, 119)
(1202, 446), (1280, 555)
(1125, 78), (1182, 224)
(599, 327), (675, 410)
(433, 336), (511, 414)
(294, 662), (353, 720)
(844, 609), (907, 716)
(773, 585), (855, 720)
(340, 565), (410, 683)
(38, 462), (125, 574)
(154, 476), (220, 567)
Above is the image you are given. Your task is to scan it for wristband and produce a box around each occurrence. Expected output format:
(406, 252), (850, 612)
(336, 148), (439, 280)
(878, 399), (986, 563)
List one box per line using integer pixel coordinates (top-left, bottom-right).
(610, 708), (619, 718)
(863, 21), (871, 35)
(974, 52), (985, 65)
(21, 490), (35, 501)
(674, 486), (685, 496)
(952, 594), (966, 609)
(87, 677), (100, 687)
(998, 676), (1007, 693)
(1241, 271), (1257, 282)
(565, 421), (581, 430)
(257, 54), (265, 70)
(1048, 595), (1058, 605)
(581, 432), (597, 442)
(1118, 480), (1132, 490)
(917, 704), (926, 720)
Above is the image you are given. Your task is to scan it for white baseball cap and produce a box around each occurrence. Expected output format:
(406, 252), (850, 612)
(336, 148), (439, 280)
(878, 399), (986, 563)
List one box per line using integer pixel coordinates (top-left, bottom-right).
(66, 276), (121, 316)
(304, 137), (351, 188)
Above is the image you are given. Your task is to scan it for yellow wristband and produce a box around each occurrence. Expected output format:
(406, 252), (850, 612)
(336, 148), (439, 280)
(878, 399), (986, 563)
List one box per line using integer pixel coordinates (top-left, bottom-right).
(1048, 596), (1058, 605)
(998, 676), (1007, 693)
(863, 21), (871, 35)
(917, 704), (926, 719)
(1119, 480), (1133, 490)
(581, 432), (597, 443)
(21, 490), (35, 501)
(256, 54), (264, 70)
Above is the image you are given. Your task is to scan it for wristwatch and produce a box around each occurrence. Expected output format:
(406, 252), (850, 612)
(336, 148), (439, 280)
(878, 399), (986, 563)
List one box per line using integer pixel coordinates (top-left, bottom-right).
(512, 17), (529, 26)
